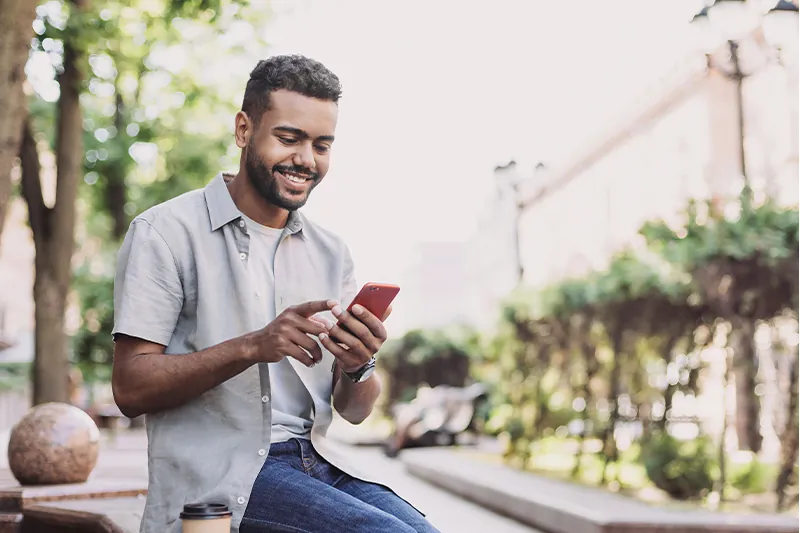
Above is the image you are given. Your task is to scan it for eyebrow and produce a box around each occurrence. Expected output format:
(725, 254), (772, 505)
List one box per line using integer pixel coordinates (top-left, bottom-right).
(272, 125), (335, 143)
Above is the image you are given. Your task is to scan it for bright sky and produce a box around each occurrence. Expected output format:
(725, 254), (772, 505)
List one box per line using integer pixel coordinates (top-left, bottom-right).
(263, 0), (705, 289)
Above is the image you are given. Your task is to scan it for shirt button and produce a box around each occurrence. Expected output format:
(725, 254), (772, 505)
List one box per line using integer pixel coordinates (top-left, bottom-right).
(261, 395), (269, 403)
(237, 497), (246, 505)
(258, 448), (266, 456)
(239, 252), (247, 260)
(239, 220), (245, 228)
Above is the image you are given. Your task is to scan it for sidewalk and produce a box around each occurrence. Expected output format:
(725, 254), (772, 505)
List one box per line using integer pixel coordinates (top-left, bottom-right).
(398, 447), (799, 533)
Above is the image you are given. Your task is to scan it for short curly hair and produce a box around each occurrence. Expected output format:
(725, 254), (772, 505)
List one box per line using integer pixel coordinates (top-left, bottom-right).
(242, 55), (342, 125)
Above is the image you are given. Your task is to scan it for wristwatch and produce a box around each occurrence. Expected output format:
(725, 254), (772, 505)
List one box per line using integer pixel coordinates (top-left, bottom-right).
(342, 356), (377, 383)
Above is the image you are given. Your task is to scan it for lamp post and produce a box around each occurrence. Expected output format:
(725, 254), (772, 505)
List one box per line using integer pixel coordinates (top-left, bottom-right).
(493, 160), (547, 286)
(691, 0), (798, 208)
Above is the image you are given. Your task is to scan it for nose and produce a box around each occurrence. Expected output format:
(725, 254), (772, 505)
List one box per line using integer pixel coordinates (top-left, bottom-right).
(292, 142), (315, 172)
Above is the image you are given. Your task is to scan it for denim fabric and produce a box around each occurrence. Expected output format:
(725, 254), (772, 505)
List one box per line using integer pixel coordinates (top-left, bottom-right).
(241, 439), (440, 533)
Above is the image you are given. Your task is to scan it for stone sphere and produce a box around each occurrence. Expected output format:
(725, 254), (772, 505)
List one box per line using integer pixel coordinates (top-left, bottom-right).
(7, 402), (100, 485)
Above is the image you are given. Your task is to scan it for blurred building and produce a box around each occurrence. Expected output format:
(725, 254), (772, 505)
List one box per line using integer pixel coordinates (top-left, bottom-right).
(517, 50), (798, 288)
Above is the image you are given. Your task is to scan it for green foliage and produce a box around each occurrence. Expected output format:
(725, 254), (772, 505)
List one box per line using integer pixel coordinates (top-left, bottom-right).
(479, 192), (797, 503)
(71, 261), (115, 383)
(641, 197), (799, 268)
(0, 364), (31, 392)
(641, 196), (799, 319)
(641, 432), (716, 500)
(730, 458), (776, 495)
(379, 328), (477, 412)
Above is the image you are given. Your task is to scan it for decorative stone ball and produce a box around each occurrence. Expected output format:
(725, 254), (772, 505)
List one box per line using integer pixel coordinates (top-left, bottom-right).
(7, 402), (100, 486)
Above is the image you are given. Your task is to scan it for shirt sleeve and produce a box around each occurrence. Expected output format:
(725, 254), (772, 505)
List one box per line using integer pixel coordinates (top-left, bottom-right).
(112, 218), (184, 346)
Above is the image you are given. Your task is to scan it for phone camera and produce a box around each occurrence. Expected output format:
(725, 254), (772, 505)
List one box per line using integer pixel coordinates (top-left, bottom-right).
(370, 286), (379, 291)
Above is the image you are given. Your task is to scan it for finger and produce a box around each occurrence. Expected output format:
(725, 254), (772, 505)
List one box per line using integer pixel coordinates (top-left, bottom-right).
(282, 343), (316, 368)
(319, 332), (364, 371)
(291, 315), (328, 336)
(381, 305), (393, 322)
(331, 304), (372, 343)
(289, 330), (324, 364)
(291, 299), (336, 318)
(350, 305), (388, 343)
(327, 321), (366, 356)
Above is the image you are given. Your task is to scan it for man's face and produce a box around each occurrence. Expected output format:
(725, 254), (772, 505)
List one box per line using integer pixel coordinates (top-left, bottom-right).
(238, 90), (338, 211)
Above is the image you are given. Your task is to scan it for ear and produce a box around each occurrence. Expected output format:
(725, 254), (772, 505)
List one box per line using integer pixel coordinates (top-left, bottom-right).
(234, 111), (253, 149)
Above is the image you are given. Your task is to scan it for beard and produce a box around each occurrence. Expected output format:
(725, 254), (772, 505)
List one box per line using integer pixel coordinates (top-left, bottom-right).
(244, 142), (319, 211)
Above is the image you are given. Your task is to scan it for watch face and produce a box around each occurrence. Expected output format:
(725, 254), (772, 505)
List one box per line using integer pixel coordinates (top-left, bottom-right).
(358, 365), (376, 382)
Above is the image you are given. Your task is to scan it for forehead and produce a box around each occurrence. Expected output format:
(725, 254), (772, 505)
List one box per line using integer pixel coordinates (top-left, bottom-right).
(259, 89), (338, 136)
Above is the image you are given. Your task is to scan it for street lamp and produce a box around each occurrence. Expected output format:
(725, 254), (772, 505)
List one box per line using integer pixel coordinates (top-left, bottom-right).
(493, 160), (547, 286)
(691, 0), (798, 203)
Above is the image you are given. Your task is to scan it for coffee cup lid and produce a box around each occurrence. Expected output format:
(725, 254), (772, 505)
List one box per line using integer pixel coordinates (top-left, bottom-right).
(180, 503), (232, 519)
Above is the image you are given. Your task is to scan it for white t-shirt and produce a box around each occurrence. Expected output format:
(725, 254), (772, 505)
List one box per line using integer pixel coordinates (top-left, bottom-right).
(242, 213), (314, 442)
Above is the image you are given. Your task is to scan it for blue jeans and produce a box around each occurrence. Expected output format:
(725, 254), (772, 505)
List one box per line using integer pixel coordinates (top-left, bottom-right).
(241, 438), (440, 533)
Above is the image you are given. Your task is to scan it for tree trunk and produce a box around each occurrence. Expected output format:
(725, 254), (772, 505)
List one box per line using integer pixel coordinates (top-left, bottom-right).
(717, 327), (735, 502)
(657, 333), (682, 431)
(775, 350), (798, 511)
(573, 317), (598, 478)
(0, 0), (38, 242)
(734, 319), (762, 453)
(601, 322), (624, 485)
(107, 91), (127, 239)
(19, 10), (85, 405)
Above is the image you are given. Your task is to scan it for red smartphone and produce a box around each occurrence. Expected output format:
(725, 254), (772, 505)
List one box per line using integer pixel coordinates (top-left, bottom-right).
(346, 282), (400, 320)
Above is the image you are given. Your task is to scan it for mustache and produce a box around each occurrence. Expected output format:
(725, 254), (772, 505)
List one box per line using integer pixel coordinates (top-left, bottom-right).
(272, 164), (319, 181)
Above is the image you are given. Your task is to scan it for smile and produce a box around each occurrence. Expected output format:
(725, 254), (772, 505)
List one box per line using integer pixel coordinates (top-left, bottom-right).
(276, 170), (315, 189)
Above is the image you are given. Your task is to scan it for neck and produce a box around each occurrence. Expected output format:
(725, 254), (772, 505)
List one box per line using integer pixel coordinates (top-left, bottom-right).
(226, 171), (290, 229)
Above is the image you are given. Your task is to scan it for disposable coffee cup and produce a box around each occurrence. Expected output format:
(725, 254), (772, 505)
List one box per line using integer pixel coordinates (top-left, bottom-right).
(180, 503), (232, 533)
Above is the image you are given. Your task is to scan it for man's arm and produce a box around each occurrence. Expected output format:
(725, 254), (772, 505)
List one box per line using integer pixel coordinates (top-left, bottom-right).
(112, 335), (257, 418)
(113, 300), (331, 418)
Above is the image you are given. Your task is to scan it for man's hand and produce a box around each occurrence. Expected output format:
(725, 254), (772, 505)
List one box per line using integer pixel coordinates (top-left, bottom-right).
(248, 300), (333, 367)
(317, 301), (389, 373)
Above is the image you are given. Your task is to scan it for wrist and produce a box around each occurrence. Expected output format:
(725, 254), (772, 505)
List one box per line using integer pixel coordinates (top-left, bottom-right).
(240, 333), (260, 365)
(340, 356), (377, 383)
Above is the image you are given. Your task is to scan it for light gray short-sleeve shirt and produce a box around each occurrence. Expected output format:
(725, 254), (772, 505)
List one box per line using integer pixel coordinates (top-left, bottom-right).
(113, 173), (377, 533)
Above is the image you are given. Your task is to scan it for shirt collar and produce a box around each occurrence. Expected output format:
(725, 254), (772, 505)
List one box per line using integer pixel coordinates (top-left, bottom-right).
(204, 172), (306, 237)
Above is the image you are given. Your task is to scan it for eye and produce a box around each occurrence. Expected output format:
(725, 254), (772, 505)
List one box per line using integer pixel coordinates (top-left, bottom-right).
(314, 144), (330, 154)
(278, 137), (298, 145)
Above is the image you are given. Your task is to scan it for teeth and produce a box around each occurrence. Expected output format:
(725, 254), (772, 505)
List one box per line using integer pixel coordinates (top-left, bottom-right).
(286, 173), (306, 184)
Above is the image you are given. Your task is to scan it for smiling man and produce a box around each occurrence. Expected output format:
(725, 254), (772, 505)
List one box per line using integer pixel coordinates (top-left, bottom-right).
(111, 55), (439, 533)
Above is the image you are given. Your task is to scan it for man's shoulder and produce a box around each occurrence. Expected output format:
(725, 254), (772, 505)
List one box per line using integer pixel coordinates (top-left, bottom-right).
(132, 188), (209, 239)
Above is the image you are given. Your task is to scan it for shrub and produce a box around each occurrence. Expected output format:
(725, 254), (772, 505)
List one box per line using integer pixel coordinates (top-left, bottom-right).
(642, 432), (716, 500)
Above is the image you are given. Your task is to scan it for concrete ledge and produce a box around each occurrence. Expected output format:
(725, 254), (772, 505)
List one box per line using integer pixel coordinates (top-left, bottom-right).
(400, 449), (799, 533)
(23, 496), (145, 533)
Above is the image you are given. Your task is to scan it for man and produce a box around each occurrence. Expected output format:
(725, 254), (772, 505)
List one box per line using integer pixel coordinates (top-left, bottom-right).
(112, 55), (439, 533)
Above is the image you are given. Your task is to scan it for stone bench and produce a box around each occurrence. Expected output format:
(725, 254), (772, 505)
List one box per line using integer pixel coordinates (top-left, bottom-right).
(0, 478), (146, 533)
(400, 448), (799, 533)
(22, 496), (145, 533)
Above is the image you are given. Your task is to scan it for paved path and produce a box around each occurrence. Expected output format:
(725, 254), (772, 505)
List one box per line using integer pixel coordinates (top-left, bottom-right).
(351, 445), (542, 533)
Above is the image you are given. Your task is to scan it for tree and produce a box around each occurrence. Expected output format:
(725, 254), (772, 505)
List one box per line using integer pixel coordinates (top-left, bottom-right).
(0, 0), (38, 242)
(69, 0), (270, 384)
(642, 195), (799, 454)
(20, 0), (268, 404)
(19, 0), (88, 405)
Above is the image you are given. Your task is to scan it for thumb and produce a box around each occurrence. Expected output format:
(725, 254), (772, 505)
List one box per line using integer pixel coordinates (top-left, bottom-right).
(292, 299), (335, 317)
